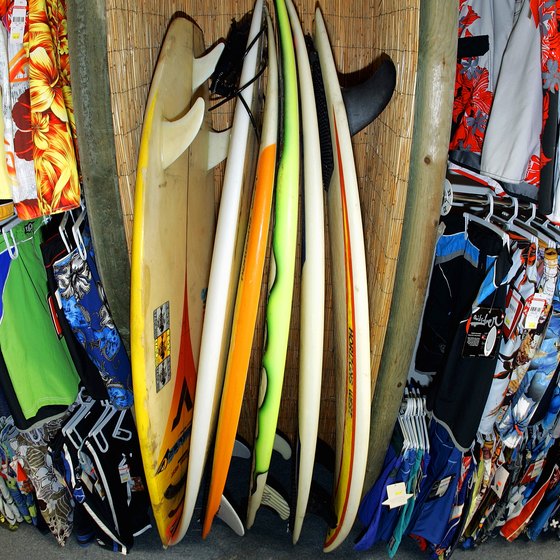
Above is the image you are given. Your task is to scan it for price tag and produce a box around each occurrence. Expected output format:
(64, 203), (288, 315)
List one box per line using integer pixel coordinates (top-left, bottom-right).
(10, 0), (27, 44)
(503, 288), (523, 338)
(382, 482), (412, 509)
(428, 475), (455, 500)
(491, 465), (509, 498)
(524, 294), (547, 330)
(462, 307), (504, 359)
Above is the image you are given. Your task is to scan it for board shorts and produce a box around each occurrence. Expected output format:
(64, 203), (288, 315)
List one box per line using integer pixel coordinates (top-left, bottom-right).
(53, 398), (151, 553)
(52, 224), (133, 410)
(41, 230), (109, 401)
(10, 416), (74, 546)
(0, 219), (79, 424)
(355, 443), (402, 551)
(407, 421), (463, 546)
(415, 214), (513, 450)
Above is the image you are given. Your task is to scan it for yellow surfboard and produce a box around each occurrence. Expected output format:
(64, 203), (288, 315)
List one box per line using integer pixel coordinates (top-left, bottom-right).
(130, 15), (224, 547)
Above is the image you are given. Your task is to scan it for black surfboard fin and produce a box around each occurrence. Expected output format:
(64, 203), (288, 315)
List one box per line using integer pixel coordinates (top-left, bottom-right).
(308, 439), (336, 527)
(307, 33), (396, 191)
(290, 437), (337, 534)
(342, 55), (396, 136)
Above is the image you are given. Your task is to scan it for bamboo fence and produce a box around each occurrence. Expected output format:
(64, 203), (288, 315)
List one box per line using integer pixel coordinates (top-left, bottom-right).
(102, 0), (420, 449)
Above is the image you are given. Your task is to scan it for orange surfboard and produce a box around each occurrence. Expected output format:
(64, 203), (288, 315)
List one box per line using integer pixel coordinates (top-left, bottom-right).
(201, 11), (279, 538)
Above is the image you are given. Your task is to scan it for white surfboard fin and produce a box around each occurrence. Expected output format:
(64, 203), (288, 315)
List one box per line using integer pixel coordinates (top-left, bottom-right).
(216, 494), (245, 536)
(161, 97), (205, 169)
(262, 480), (290, 521)
(193, 42), (226, 92)
(273, 432), (292, 461)
(207, 129), (231, 169)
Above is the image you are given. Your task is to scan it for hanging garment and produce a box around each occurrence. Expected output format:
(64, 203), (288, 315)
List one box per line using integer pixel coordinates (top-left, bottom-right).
(9, 415), (74, 545)
(52, 399), (151, 554)
(0, 26), (16, 216)
(497, 276), (560, 447)
(431, 453), (476, 559)
(478, 242), (538, 435)
(0, 219), (79, 424)
(0, 3), (39, 216)
(52, 224), (133, 409)
(407, 422), (464, 547)
(40, 228), (109, 401)
(415, 213), (513, 450)
(449, 0), (518, 171)
(0, 0), (80, 219)
(480, 0), (560, 212)
(494, 248), (558, 436)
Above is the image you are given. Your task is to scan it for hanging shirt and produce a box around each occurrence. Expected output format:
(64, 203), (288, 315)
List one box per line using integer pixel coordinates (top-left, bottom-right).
(0, 0), (81, 219)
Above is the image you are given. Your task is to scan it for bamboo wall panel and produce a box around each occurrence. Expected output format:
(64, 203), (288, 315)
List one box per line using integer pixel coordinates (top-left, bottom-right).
(104, 0), (420, 450)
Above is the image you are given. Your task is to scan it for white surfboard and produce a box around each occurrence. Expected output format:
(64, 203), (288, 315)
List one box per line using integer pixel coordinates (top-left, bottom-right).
(177, 0), (265, 539)
(314, 7), (371, 553)
(285, 0), (326, 545)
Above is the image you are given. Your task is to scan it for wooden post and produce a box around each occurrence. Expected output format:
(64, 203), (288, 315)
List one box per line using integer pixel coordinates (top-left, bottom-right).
(364, 0), (459, 490)
(66, 0), (131, 350)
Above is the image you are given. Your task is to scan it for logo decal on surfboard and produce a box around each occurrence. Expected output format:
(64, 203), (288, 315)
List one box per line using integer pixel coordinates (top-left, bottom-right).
(154, 301), (171, 391)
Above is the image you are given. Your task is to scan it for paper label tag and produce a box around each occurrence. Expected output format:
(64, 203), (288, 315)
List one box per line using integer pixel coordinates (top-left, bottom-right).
(491, 465), (509, 498)
(428, 475), (455, 500)
(118, 456), (131, 484)
(524, 294), (547, 330)
(9, 1), (27, 44)
(503, 288), (523, 338)
(462, 307), (504, 359)
(382, 482), (412, 509)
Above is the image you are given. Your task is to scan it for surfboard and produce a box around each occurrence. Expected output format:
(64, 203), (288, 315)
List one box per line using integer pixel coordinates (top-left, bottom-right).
(313, 7), (372, 553)
(201, 8), (278, 539)
(178, 0), (265, 539)
(284, 0), (326, 545)
(130, 16), (225, 547)
(246, 0), (300, 530)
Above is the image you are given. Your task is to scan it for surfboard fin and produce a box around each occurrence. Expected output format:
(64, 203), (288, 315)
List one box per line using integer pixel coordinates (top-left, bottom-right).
(232, 437), (251, 459)
(342, 56), (396, 136)
(290, 438), (336, 540)
(161, 97), (205, 169)
(262, 478), (290, 521)
(215, 494), (245, 537)
(193, 42), (226, 92)
(273, 432), (292, 461)
(207, 129), (231, 169)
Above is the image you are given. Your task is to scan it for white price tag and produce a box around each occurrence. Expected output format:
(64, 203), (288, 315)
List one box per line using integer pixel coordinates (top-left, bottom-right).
(491, 465), (509, 499)
(524, 295), (546, 330)
(382, 482), (412, 509)
(9, 1), (27, 44)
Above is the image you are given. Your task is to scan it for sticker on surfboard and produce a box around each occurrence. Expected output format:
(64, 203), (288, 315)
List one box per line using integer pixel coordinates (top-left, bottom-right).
(154, 301), (171, 392)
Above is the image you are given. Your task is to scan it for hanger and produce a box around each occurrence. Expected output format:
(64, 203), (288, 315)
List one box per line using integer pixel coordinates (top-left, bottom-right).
(516, 203), (557, 248)
(463, 193), (510, 248)
(58, 211), (75, 254)
(493, 198), (538, 246)
(71, 204), (87, 260)
(0, 215), (21, 260)
(533, 216), (560, 246)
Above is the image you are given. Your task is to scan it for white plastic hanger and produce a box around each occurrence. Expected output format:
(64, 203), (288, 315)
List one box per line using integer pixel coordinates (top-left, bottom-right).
(493, 198), (538, 246)
(1, 215), (21, 259)
(463, 193), (510, 248)
(71, 205), (87, 260)
(516, 202), (556, 248)
(58, 211), (74, 254)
